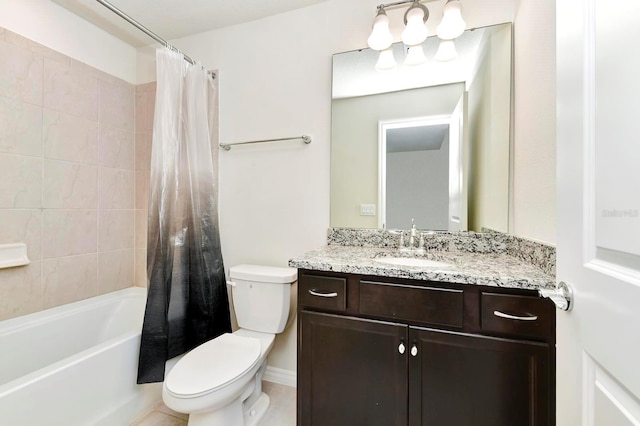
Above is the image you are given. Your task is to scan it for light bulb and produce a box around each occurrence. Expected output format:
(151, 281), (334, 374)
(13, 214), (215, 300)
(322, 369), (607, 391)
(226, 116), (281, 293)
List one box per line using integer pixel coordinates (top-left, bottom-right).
(437, 0), (466, 40)
(367, 9), (393, 51)
(401, 6), (428, 46)
(404, 44), (427, 66)
(375, 48), (397, 71)
(434, 39), (458, 61)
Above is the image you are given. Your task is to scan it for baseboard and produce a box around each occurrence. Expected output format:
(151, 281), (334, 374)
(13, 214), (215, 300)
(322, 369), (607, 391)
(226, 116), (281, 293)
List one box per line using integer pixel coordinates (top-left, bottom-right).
(263, 366), (296, 388)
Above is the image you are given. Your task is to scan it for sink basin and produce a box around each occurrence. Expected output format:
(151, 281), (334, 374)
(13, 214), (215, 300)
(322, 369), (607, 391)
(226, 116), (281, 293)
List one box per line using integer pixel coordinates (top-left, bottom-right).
(373, 257), (452, 268)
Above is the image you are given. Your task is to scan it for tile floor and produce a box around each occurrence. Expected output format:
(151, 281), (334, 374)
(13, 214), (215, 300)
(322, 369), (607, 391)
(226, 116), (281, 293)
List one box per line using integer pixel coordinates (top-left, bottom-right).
(130, 381), (296, 425)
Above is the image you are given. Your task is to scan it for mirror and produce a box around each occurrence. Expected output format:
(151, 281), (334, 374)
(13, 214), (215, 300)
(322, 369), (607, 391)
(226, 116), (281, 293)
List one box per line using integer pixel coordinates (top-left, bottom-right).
(330, 23), (512, 232)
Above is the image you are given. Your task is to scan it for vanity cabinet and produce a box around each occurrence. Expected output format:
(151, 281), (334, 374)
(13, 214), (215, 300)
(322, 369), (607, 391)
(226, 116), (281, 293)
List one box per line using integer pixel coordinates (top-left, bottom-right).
(297, 269), (555, 426)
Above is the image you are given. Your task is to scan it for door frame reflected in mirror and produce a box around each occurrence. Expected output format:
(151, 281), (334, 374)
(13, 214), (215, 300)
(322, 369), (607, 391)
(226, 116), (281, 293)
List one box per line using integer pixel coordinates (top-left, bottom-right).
(378, 115), (452, 230)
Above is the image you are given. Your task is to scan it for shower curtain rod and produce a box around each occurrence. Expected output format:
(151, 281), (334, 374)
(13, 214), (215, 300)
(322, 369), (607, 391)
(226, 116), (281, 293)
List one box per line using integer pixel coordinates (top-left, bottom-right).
(95, 0), (215, 78)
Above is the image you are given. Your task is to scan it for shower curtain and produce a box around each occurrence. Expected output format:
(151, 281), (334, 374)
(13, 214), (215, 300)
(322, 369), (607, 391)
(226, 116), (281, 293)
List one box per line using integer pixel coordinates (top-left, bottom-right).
(137, 48), (231, 384)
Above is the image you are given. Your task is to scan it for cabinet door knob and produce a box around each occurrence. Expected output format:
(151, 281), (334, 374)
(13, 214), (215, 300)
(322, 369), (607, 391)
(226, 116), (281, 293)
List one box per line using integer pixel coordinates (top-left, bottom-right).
(411, 345), (418, 357)
(398, 342), (406, 354)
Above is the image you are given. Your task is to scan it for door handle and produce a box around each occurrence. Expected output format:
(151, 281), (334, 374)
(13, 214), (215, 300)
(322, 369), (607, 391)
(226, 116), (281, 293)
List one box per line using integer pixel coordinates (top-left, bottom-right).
(539, 281), (573, 311)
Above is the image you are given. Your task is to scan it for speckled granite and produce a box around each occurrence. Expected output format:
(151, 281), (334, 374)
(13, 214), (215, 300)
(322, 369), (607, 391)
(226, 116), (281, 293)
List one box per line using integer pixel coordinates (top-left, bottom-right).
(288, 245), (555, 290)
(327, 228), (509, 252)
(289, 228), (556, 290)
(506, 235), (556, 276)
(326, 228), (555, 275)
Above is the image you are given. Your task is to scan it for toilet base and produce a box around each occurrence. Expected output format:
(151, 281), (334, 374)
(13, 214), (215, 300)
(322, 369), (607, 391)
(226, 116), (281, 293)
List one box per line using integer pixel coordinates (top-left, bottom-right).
(184, 390), (270, 426)
(187, 396), (243, 426)
(243, 392), (270, 426)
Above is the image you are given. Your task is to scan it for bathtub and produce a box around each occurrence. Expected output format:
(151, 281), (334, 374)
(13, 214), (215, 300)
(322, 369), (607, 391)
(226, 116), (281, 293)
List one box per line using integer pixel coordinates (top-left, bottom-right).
(0, 287), (162, 425)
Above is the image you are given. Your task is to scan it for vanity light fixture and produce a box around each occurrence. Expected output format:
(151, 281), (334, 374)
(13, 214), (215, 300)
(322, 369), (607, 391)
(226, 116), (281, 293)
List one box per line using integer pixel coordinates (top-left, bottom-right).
(434, 39), (458, 61)
(367, 0), (466, 68)
(375, 47), (398, 70)
(436, 0), (466, 40)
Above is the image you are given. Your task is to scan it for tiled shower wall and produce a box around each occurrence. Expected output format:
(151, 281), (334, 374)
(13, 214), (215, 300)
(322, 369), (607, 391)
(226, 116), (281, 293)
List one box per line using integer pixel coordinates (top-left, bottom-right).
(0, 28), (136, 320)
(134, 82), (155, 288)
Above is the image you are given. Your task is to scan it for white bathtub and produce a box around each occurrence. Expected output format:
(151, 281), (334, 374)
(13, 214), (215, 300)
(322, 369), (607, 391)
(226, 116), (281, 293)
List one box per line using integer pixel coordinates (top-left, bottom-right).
(0, 287), (162, 425)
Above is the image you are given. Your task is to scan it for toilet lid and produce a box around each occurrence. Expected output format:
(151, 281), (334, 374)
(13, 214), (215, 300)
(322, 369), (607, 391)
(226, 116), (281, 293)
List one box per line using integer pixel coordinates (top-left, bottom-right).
(165, 333), (261, 397)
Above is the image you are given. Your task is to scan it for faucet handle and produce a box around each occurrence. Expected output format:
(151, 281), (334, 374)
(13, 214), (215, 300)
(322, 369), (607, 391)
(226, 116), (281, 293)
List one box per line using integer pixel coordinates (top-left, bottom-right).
(399, 232), (405, 248)
(418, 233), (425, 249)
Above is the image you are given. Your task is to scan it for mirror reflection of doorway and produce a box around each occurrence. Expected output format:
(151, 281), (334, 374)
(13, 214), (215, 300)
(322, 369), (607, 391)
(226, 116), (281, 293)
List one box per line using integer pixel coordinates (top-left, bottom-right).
(379, 116), (452, 230)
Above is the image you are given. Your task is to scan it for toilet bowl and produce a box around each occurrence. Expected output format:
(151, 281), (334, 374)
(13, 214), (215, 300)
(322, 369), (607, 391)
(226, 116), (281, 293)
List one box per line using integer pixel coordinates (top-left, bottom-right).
(162, 265), (297, 426)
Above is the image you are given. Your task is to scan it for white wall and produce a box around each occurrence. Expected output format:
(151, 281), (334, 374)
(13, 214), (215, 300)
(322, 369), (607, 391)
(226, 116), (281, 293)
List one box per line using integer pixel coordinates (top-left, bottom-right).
(387, 141), (450, 230)
(134, 0), (555, 373)
(512, 0), (556, 243)
(466, 24), (511, 233)
(0, 0), (136, 83)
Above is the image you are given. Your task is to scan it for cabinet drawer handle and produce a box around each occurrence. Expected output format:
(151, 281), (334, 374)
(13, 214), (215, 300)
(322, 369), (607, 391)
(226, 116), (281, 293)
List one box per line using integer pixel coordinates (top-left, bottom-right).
(493, 310), (538, 321)
(398, 342), (406, 354)
(308, 289), (338, 298)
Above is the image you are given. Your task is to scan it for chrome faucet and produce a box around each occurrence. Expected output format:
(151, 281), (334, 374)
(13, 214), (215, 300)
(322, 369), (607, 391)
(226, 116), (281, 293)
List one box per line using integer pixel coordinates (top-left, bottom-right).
(396, 219), (425, 254)
(409, 219), (417, 248)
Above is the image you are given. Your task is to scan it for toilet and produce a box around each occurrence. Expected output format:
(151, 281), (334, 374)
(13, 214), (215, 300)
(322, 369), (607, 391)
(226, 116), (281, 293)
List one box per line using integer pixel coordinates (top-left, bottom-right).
(162, 264), (297, 426)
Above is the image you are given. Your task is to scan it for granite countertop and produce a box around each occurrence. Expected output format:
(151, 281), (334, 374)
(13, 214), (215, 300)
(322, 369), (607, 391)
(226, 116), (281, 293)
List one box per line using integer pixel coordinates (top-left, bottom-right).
(288, 245), (555, 291)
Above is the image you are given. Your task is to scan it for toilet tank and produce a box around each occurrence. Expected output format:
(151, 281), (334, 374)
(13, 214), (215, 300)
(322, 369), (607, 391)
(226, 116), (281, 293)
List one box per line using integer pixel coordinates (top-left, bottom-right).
(229, 265), (297, 333)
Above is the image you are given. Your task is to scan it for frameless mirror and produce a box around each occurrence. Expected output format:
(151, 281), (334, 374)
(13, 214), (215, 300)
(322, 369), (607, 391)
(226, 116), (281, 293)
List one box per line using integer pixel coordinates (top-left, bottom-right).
(330, 23), (512, 232)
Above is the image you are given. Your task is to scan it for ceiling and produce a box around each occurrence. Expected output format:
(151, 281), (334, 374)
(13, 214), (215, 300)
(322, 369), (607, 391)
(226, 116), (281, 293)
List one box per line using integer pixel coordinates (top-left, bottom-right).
(387, 124), (449, 153)
(51, 0), (332, 47)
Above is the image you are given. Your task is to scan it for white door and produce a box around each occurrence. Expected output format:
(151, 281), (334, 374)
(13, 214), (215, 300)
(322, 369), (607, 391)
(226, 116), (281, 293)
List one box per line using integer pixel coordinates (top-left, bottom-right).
(556, 0), (640, 424)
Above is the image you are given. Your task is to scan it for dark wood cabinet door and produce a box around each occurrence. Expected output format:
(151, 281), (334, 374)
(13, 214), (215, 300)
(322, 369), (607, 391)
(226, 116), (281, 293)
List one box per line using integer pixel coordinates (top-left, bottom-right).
(409, 327), (552, 426)
(299, 310), (408, 426)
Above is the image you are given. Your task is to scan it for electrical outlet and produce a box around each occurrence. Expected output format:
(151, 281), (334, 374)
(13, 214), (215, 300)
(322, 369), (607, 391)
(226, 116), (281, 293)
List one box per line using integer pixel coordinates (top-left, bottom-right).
(360, 204), (376, 216)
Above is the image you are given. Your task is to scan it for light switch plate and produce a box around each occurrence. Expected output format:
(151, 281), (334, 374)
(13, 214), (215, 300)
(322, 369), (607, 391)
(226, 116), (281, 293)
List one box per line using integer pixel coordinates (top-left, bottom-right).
(360, 204), (376, 216)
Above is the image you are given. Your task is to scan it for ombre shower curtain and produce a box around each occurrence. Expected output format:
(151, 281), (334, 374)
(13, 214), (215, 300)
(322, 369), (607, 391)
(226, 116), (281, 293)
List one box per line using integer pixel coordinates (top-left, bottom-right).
(137, 48), (231, 384)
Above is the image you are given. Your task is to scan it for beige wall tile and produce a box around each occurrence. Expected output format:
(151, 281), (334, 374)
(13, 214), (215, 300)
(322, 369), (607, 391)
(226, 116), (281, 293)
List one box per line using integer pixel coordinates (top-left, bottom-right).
(135, 209), (148, 249)
(0, 209), (42, 261)
(99, 80), (134, 131)
(135, 170), (150, 210)
(98, 249), (134, 294)
(43, 57), (98, 121)
(43, 108), (98, 164)
(135, 131), (152, 171)
(99, 125), (134, 169)
(98, 167), (134, 209)
(42, 209), (97, 258)
(0, 38), (43, 105)
(135, 82), (156, 94)
(98, 209), (134, 252)
(0, 28), (141, 321)
(42, 254), (98, 308)
(0, 153), (42, 208)
(134, 248), (148, 287)
(0, 262), (43, 321)
(0, 95), (43, 156)
(135, 89), (155, 132)
(43, 160), (97, 208)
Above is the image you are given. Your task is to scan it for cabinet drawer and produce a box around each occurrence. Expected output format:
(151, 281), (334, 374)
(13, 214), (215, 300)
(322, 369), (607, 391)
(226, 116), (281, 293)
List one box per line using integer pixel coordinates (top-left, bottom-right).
(481, 292), (553, 340)
(299, 274), (346, 312)
(359, 281), (463, 328)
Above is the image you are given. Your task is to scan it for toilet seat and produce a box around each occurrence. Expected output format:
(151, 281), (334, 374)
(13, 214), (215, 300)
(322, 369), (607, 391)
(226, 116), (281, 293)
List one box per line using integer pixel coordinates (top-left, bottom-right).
(165, 333), (261, 398)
